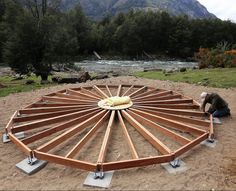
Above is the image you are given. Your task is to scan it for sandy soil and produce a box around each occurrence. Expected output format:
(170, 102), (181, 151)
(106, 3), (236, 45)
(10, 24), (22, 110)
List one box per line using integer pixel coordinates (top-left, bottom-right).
(0, 76), (235, 190)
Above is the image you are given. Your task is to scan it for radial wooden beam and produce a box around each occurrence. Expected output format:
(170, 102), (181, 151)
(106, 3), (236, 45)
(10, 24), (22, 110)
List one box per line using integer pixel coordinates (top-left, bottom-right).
(117, 110), (139, 159)
(14, 108), (90, 123)
(131, 88), (161, 99)
(133, 105), (205, 117)
(127, 109), (191, 145)
(97, 111), (116, 164)
(67, 88), (101, 101)
(55, 92), (96, 102)
(106, 85), (113, 97)
(134, 99), (193, 105)
(122, 85), (134, 96)
(30, 102), (91, 108)
(116, 84), (122, 96)
(65, 111), (110, 158)
(130, 108), (210, 127)
(21, 110), (100, 145)
(128, 86), (147, 97)
(19, 105), (93, 115)
(42, 96), (96, 104)
(37, 110), (107, 152)
(132, 90), (172, 101)
(80, 87), (103, 99)
(121, 110), (172, 155)
(93, 85), (109, 98)
(128, 109), (206, 136)
(133, 94), (182, 102)
(134, 103), (199, 110)
(12, 108), (100, 133)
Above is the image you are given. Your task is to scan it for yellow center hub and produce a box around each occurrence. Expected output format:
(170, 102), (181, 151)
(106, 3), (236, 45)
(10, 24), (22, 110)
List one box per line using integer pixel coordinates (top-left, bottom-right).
(98, 96), (133, 110)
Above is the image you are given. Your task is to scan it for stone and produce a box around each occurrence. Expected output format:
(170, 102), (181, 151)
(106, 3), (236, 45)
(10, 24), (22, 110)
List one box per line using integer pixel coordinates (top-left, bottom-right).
(16, 158), (48, 175)
(84, 171), (114, 188)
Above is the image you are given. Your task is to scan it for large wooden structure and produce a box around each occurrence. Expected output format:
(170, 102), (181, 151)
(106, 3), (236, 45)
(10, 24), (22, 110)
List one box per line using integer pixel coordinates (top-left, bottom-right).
(5, 84), (213, 173)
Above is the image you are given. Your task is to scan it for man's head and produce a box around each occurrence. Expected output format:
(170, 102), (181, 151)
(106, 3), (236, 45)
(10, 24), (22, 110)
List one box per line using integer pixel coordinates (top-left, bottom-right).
(200, 92), (208, 102)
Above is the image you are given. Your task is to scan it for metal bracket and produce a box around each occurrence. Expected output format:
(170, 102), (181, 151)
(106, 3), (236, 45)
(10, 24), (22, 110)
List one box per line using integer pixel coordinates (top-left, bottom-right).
(207, 138), (215, 143)
(27, 156), (38, 165)
(94, 164), (104, 179)
(94, 171), (104, 179)
(169, 159), (180, 168)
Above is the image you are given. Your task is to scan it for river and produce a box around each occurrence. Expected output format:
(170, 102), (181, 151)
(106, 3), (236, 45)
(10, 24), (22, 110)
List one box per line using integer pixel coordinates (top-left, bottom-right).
(75, 60), (197, 73)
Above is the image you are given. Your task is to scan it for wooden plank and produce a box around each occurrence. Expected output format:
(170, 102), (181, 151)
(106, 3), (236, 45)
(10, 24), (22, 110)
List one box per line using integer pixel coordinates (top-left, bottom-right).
(127, 109), (191, 145)
(174, 133), (208, 157)
(66, 111), (110, 158)
(31, 103), (91, 108)
(106, 85), (113, 97)
(93, 85), (109, 98)
(8, 133), (32, 156)
(128, 86), (147, 97)
(127, 109), (206, 136)
(5, 111), (18, 133)
(116, 84), (122, 96)
(134, 103), (199, 109)
(67, 88), (100, 100)
(12, 108), (100, 133)
(14, 108), (90, 123)
(117, 111), (139, 159)
(134, 99), (193, 105)
(37, 110), (106, 152)
(132, 90), (172, 101)
(133, 94), (182, 102)
(133, 105), (205, 117)
(55, 92), (96, 101)
(34, 151), (96, 171)
(42, 96), (96, 104)
(122, 85), (134, 96)
(121, 110), (171, 155)
(97, 111), (116, 164)
(130, 108), (210, 127)
(21, 110), (100, 145)
(80, 87), (103, 99)
(100, 154), (174, 171)
(208, 114), (214, 139)
(19, 105), (93, 115)
(131, 88), (161, 99)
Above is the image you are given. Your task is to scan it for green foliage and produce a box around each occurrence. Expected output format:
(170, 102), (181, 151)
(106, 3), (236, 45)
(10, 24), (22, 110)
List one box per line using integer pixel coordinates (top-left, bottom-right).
(195, 45), (236, 69)
(1, 1), (84, 80)
(134, 68), (236, 88)
(0, 75), (54, 97)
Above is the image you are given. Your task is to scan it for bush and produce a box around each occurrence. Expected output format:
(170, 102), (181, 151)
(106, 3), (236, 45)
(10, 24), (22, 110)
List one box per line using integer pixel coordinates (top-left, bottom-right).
(195, 47), (236, 68)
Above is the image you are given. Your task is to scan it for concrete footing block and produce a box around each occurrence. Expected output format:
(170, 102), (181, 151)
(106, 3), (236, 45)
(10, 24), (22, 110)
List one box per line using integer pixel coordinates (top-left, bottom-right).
(201, 139), (218, 148)
(2, 132), (25, 143)
(16, 158), (48, 175)
(84, 171), (114, 188)
(161, 159), (188, 174)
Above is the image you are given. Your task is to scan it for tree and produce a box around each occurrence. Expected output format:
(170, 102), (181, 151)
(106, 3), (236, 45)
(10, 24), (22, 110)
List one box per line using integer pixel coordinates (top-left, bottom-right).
(3, 0), (77, 81)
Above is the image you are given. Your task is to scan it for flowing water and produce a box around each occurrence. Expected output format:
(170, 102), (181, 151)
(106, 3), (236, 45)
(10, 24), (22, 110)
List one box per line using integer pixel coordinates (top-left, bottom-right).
(75, 60), (197, 73)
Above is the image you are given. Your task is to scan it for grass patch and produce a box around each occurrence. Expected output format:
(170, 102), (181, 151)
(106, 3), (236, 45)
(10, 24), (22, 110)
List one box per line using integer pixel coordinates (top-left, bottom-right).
(0, 75), (55, 97)
(134, 68), (236, 88)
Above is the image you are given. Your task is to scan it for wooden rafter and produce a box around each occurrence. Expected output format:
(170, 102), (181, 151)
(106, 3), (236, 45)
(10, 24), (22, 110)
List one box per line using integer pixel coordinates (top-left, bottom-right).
(4, 84), (214, 173)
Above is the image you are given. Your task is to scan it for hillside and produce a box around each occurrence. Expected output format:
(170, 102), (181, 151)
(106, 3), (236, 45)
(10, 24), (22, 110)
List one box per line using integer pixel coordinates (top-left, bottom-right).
(60, 0), (217, 20)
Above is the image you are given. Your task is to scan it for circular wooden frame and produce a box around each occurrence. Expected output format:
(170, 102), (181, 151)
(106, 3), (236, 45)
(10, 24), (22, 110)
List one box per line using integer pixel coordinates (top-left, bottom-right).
(5, 84), (213, 172)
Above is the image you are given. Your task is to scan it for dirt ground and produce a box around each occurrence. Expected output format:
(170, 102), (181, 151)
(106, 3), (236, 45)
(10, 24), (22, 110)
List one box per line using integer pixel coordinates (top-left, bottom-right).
(0, 76), (235, 190)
